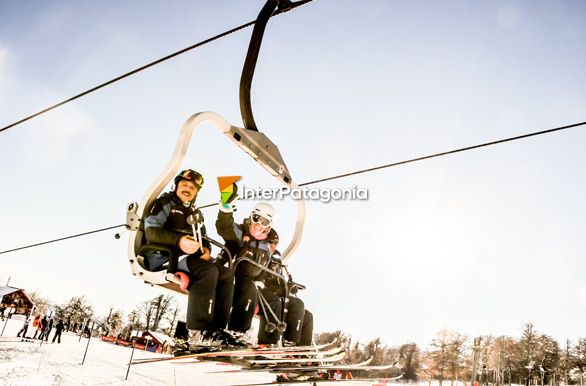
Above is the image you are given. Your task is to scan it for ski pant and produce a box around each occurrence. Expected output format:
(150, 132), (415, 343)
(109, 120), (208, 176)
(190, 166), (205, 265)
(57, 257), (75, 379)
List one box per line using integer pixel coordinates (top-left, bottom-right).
(299, 309), (313, 346)
(228, 275), (258, 333)
(52, 330), (62, 343)
(185, 257), (234, 331)
(257, 289), (313, 345)
(17, 325), (28, 338)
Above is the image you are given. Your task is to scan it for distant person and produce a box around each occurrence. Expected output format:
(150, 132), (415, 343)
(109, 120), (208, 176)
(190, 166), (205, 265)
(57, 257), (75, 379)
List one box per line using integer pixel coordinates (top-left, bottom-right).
(17, 315), (32, 338)
(44, 318), (54, 341)
(38, 316), (49, 340)
(32, 315), (42, 339)
(52, 319), (65, 343)
(144, 169), (237, 352)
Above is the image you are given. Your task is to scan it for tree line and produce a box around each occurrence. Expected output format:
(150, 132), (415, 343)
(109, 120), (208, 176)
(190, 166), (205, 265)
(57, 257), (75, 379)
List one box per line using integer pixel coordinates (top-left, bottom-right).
(29, 291), (181, 340)
(315, 323), (586, 385)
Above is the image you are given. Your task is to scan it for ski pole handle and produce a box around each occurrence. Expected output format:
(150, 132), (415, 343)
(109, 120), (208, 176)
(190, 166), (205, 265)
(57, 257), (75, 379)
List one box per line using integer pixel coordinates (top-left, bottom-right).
(186, 214), (204, 252)
(195, 223), (203, 252)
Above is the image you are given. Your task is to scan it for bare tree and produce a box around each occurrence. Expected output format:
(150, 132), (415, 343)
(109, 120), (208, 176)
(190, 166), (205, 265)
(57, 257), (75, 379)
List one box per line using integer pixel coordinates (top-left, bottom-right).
(314, 330), (348, 346)
(399, 342), (420, 381)
(162, 304), (182, 336)
(121, 310), (141, 341)
(559, 339), (575, 385)
(536, 334), (560, 386)
(54, 295), (94, 330)
(428, 328), (467, 386)
(98, 306), (124, 337)
(488, 336), (517, 386)
(28, 290), (51, 315)
(135, 295), (175, 331)
(573, 338), (586, 385)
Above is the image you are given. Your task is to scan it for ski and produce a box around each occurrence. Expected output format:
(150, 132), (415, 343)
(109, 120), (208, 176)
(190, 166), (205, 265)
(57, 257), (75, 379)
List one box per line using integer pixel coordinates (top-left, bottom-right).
(229, 373), (404, 386)
(247, 351), (346, 365)
(202, 345), (345, 360)
(209, 360), (398, 374)
(131, 346), (343, 367)
(247, 363), (396, 373)
(0, 338), (35, 343)
(210, 357), (375, 372)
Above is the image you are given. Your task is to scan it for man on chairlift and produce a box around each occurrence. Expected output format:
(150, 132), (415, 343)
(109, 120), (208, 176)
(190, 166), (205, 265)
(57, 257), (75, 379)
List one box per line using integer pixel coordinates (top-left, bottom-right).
(143, 169), (241, 353)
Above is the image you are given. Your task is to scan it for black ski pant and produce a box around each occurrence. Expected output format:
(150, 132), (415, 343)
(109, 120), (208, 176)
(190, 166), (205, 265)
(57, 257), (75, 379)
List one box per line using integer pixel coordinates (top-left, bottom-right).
(258, 290), (313, 345)
(299, 309), (313, 346)
(52, 330), (62, 343)
(228, 275), (258, 333)
(185, 257), (234, 331)
(17, 325), (28, 338)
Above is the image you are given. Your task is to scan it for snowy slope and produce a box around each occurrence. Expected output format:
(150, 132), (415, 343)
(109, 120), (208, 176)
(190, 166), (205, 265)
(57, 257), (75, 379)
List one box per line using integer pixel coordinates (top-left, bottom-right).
(0, 318), (274, 386)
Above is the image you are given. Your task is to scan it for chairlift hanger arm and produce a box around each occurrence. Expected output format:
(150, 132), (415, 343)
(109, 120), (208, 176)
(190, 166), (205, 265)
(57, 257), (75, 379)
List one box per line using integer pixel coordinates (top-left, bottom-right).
(240, 0), (301, 132)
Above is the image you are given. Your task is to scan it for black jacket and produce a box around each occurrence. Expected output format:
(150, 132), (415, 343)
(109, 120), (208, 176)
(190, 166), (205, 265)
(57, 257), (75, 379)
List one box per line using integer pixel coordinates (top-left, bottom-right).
(144, 192), (211, 257)
(216, 211), (272, 278)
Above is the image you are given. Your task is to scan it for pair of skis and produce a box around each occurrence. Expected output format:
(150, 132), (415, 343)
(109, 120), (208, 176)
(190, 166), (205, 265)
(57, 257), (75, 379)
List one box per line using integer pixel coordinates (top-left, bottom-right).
(129, 338), (400, 385)
(130, 339), (341, 366)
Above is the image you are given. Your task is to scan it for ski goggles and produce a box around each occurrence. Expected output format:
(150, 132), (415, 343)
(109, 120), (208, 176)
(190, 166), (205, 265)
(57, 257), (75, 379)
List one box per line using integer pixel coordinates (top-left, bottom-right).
(251, 214), (271, 228)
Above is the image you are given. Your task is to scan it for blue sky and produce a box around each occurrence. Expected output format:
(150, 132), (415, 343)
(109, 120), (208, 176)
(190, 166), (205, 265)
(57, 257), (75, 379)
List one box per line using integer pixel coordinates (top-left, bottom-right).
(1, 0), (585, 348)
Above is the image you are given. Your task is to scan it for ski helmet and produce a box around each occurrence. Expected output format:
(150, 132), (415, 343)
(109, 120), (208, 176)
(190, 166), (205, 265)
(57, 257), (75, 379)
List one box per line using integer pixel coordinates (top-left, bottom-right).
(174, 169), (204, 190)
(250, 202), (276, 228)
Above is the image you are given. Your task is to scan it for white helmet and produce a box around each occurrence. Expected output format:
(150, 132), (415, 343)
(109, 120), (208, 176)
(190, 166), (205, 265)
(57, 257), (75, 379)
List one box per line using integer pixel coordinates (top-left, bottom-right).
(250, 202), (276, 228)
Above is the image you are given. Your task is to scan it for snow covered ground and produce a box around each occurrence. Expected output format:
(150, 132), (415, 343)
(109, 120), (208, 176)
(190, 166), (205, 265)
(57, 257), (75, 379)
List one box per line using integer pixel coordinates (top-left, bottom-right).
(0, 317), (275, 386)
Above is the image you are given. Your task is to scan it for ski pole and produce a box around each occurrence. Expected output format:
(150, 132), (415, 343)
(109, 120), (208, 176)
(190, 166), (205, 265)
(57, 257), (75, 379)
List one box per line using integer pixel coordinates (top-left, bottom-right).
(256, 290), (276, 333)
(125, 331), (140, 380)
(0, 312), (9, 336)
(186, 214), (203, 252)
(257, 289), (285, 332)
(78, 318), (86, 342)
(81, 321), (94, 365)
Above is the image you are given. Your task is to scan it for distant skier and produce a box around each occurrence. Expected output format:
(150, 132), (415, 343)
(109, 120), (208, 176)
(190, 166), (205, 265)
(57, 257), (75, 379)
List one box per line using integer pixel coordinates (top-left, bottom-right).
(216, 199), (276, 338)
(16, 315), (31, 338)
(44, 318), (54, 341)
(52, 319), (64, 343)
(38, 316), (48, 340)
(144, 169), (239, 352)
(31, 315), (41, 339)
(257, 229), (313, 347)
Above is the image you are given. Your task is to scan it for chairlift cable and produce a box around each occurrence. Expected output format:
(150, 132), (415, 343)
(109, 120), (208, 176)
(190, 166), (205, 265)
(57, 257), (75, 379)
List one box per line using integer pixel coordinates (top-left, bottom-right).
(0, 0), (313, 134)
(298, 121), (586, 187)
(0, 225), (124, 255)
(1, 120), (583, 256)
